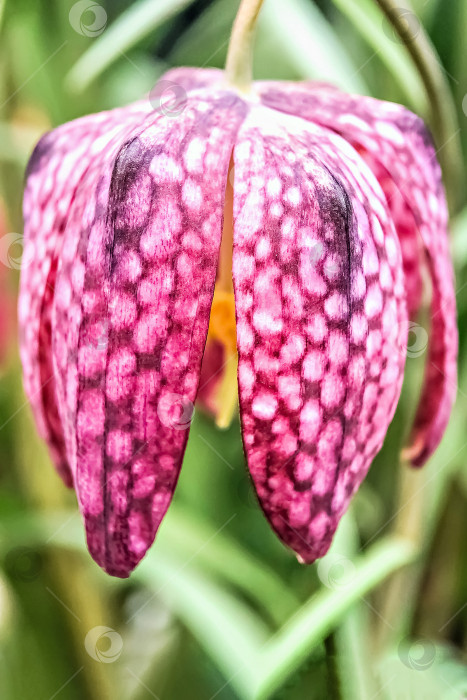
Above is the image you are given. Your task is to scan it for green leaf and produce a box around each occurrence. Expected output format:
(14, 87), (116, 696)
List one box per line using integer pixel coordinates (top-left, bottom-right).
(258, 0), (368, 92)
(333, 513), (378, 700)
(134, 550), (269, 700)
(161, 505), (300, 626)
(329, 0), (427, 111)
(378, 643), (467, 699)
(5, 15), (65, 123)
(450, 206), (467, 271)
(2, 504), (417, 700)
(167, 0), (235, 69)
(65, 0), (196, 94)
(1, 503), (298, 628)
(253, 534), (417, 699)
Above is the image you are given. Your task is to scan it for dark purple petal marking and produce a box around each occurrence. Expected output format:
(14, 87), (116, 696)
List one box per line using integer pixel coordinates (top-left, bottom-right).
(232, 106), (407, 563)
(20, 103), (152, 485)
(257, 82), (457, 465)
(20, 67), (456, 575)
(52, 90), (246, 576)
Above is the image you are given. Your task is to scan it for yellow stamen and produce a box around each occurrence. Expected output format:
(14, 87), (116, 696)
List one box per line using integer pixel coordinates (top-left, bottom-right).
(206, 154), (238, 429)
(208, 288), (237, 350)
(215, 353), (239, 429)
(207, 288), (238, 428)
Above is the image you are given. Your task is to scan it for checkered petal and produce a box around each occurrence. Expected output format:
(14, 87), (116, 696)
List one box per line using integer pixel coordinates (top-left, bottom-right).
(21, 66), (456, 576)
(20, 102), (151, 486)
(159, 66), (224, 92)
(257, 83), (457, 465)
(52, 90), (246, 576)
(232, 105), (408, 563)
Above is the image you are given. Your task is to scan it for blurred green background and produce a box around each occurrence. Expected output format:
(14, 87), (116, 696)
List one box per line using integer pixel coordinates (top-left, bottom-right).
(0, 0), (466, 698)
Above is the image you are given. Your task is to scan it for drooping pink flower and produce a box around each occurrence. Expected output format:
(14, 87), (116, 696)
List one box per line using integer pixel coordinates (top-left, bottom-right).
(19, 67), (457, 576)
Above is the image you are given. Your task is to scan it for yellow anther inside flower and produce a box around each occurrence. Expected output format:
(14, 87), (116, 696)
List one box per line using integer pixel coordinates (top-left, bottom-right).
(208, 287), (237, 352)
(206, 154), (238, 429)
(207, 286), (238, 429)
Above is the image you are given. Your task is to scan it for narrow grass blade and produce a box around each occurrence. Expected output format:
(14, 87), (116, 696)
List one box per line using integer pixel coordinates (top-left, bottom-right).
(253, 535), (417, 699)
(65, 0), (195, 93)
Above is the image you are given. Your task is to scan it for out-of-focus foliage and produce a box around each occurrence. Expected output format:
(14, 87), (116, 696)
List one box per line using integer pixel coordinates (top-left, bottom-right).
(0, 1), (466, 699)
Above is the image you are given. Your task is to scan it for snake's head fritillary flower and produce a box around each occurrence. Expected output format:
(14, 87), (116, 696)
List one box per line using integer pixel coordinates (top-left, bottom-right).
(19, 3), (457, 577)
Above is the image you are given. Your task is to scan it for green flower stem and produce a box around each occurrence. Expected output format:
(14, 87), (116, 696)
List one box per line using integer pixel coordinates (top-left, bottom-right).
(253, 534), (417, 700)
(225, 0), (265, 92)
(373, 0), (464, 211)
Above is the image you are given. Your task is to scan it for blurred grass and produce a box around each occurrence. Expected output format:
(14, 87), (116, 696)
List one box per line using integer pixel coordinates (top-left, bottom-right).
(0, 1), (466, 699)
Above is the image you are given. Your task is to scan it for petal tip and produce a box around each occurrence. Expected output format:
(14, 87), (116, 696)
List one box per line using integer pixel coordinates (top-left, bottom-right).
(400, 436), (426, 467)
(296, 552), (317, 565)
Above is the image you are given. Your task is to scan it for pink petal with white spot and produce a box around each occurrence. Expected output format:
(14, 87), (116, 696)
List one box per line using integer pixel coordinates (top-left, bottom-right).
(52, 90), (246, 576)
(160, 66), (224, 92)
(257, 82), (457, 464)
(233, 105), (407, 563)
(20, 102), (151, 486)
(21, 66), (456, 576)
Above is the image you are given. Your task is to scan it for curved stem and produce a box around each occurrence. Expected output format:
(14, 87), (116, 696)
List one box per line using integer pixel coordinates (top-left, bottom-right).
(225, 0), (265, 92)
(374, 0), (464, 211)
